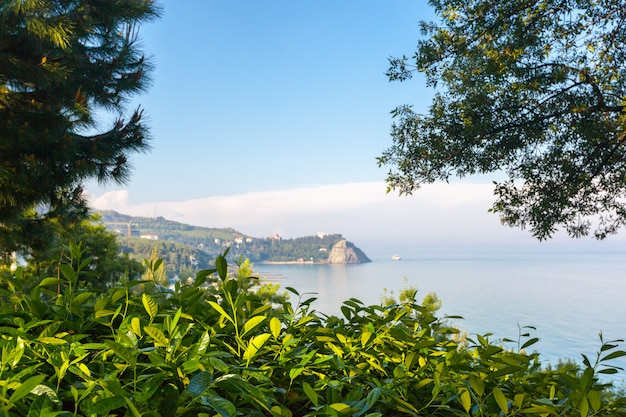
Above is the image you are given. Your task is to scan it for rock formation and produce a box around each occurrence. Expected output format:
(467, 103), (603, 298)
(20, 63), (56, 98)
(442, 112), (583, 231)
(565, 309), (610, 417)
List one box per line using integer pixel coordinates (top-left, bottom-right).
(327, 239), (371, 264)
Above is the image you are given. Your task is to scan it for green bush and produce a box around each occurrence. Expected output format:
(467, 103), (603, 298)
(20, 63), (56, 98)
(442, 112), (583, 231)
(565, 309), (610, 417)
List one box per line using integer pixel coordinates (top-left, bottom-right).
(1, 247), (625, 416)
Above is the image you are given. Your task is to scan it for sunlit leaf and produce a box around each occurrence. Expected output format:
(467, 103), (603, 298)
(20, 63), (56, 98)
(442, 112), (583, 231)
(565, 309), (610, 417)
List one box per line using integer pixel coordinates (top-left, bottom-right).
(36, 337), (67, 345)
(9, 375), (46, 403)
(271, 405), (293, 417)
(242, 315), (266, 337)
(270, 317), (281, 339)
(492, 387), (508, 414)
(244, 333), (271, 363)
(142, 293), (158, 321)
(329, 403), (351, 412)
(144, 325), (169, 347)
(208, 301), (234, 325)
(131, 317), (141, 337)
(458, 388), (471, 412)
(38, 278), (63, 287)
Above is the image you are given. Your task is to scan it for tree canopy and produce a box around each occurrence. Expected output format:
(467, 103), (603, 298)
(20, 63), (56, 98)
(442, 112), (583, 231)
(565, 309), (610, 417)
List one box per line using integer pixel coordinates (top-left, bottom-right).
(379, 0), (626, 240)
(0, 0), (160, 253)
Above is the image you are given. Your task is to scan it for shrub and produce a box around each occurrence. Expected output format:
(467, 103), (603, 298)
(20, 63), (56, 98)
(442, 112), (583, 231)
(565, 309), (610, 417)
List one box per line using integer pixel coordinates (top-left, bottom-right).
(1, 248), (625, 416)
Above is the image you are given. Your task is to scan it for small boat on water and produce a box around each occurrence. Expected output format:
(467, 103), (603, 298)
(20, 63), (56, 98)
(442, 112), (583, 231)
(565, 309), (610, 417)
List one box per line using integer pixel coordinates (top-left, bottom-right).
(391, 254), (401, 260)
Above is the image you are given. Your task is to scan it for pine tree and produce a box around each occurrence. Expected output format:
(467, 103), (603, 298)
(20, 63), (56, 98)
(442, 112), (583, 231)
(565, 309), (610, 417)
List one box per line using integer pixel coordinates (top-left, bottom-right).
(0, 0), (160, 253)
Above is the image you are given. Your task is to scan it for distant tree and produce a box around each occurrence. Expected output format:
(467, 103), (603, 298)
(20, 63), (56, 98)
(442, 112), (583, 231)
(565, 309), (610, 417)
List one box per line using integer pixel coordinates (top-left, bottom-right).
(14, 214), (143, 290)
(0, 0), (160, 254)
(379, 0), (626, 240)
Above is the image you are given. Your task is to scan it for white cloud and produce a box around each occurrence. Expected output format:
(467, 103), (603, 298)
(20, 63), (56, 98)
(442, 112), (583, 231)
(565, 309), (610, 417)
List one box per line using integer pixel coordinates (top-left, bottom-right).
(86, 181), (624, 253)
(87, 181), (510, 239)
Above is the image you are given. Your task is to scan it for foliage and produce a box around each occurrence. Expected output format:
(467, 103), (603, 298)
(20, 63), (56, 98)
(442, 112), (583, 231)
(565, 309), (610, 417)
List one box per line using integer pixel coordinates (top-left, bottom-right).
(1, 251), (625, 416)
(379, 0), (626, 240)
(99, 210), (352, 264)
(118, 236), (212, 281)
(0, 0), (160, 253)
(1, 214), (143, 291)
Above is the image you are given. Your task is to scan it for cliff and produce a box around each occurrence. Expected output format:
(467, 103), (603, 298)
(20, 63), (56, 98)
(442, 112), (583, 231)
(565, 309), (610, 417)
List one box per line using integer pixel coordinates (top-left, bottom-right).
(327, 239), (371, 264)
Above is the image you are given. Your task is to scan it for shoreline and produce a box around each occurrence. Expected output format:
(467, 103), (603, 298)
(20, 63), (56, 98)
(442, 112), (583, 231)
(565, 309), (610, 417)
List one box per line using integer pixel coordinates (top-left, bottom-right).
(259, 260), (318, 265)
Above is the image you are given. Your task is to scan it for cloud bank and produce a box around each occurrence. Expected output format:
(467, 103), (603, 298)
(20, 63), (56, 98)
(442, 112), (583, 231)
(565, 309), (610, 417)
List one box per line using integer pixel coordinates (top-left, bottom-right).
(87, 181), (622, 255)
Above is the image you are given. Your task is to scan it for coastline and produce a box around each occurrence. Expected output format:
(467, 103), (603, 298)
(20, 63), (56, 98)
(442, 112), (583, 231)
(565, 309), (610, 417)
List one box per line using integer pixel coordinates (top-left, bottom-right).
(259, 260), (318, 265)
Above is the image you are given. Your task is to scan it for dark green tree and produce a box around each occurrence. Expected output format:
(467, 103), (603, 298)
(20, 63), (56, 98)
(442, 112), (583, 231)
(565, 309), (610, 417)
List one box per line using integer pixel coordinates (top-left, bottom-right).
(0, 0), (160, 253)
(379, 0), (626, 240)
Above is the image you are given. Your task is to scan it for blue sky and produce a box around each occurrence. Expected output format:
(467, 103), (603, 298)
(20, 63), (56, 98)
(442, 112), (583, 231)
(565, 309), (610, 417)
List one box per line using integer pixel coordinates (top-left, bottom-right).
(86, 1), (625, 254)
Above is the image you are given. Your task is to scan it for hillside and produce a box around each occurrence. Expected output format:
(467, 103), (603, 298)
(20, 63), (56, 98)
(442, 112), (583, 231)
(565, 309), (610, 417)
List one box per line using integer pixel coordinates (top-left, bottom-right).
(97, 210), (370, 278)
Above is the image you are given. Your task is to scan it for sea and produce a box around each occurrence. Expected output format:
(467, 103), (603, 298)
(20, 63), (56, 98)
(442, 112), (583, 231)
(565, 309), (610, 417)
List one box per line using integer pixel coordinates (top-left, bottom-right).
(255, 249), (626, 385)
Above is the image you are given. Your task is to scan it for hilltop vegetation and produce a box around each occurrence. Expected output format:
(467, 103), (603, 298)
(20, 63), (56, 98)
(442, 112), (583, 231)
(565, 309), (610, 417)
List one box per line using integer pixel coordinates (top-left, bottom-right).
(98, 211), (365, 280)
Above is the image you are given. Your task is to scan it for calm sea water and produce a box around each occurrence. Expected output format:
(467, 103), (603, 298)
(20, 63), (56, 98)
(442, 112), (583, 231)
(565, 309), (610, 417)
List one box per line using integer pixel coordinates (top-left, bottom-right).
(256, 250), (626, 383)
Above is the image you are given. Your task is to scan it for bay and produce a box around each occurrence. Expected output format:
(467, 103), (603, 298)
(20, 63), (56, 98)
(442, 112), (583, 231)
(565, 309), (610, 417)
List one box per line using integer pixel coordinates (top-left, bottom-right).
(256, 250), (626, 383)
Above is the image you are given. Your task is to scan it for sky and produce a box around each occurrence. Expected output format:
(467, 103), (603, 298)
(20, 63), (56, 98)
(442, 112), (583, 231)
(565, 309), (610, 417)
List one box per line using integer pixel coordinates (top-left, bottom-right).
(86, 1), (626, 256)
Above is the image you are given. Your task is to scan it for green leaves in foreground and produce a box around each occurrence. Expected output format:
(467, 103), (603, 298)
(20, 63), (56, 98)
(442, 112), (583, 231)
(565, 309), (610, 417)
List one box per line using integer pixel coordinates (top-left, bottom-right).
(1, 252), (625, 416)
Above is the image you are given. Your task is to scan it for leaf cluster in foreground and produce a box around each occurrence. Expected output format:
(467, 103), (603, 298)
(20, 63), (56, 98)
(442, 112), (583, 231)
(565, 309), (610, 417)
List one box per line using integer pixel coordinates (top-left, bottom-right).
(1, 246), (625, 416)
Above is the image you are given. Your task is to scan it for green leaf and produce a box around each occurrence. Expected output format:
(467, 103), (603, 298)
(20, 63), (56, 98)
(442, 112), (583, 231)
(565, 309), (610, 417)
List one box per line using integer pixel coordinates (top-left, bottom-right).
(95, 309), (116, 318)
(168, 307), (183, 335)
(458, 388), (471, 413)
(131, 317), (142, 337)
(361, 331), (373, 347)
(203, 393), (236, 417)
(188, 371), (214, 397)
(194, 268), (216, 287)
(142, 293), (158, 320)
(492, 387), (508, 414)
(59, 264), (77, 285)
(144, 325), (169, 346)
(208, 301), (235, 325)
(601, 350), (626, 362)
(521, 337), (539, 350)
(579, 396), (589, 417)
(329, 403), (352, 413)
(302, 381), (318, 407)
(242, 315), (266, 337)
(9, 375), (46, 403)
(284, 287), (300, 296)
(91, 396), (126, 415)
(289, 366), (304, 381)
(271, 405), (293, 417)
(36, 337), (67, 345)
(216, 255), (228, 281)
(38, 278), (63, 287)
(124, 396), (142, 417)
(270, 317), (281, 339)
(104, 340), (136, 365)
(72, 291), (93, 306)
(587, 390), (601, 412)
(30, 384), (60, 405)
(469, 376), (485, 396)
(244, 333), (271, 363)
